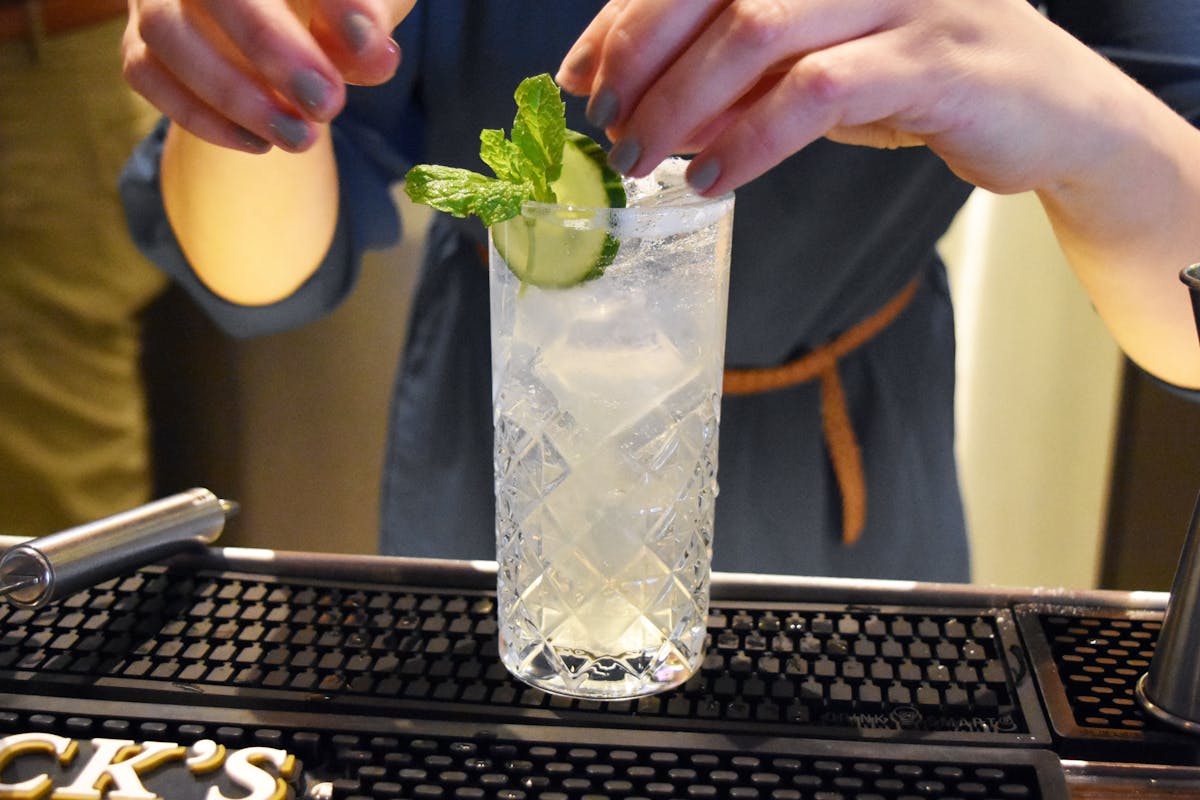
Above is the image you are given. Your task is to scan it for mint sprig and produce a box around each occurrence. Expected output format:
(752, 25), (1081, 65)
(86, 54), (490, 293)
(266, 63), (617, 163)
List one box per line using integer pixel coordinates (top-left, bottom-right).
(405, 74), (566, 225)
(402, 167), (528, 225)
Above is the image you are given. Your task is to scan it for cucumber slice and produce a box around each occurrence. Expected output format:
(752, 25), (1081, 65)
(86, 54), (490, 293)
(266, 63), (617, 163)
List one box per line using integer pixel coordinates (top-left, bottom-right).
(492, 130), (627, 288)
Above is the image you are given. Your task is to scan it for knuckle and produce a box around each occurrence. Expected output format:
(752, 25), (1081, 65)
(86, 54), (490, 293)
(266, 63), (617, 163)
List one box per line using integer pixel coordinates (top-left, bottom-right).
(120, 40), (157, 98)
(796, 54), (853, 107)
(135, 2), (173, 49)
(742, 114), (783, 161)
(239, 20), (285, 65)
(121, 56), (149, 94)
(726, 0), (789, 52)
(604, 20), (641, 70)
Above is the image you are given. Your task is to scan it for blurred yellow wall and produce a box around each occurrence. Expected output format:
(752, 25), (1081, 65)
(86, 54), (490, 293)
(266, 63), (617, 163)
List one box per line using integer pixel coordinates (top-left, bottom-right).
(941, 190), (1123, 589)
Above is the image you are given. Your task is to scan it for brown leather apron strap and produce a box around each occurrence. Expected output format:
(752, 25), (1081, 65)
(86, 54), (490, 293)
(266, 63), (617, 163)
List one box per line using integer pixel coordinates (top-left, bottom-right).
(722, 272), (924, 547)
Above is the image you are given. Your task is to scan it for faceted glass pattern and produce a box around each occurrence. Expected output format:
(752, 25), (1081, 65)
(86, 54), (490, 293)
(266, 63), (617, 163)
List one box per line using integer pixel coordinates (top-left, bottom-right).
(494, 390), (718, 699)
(489, 162), (733, 700)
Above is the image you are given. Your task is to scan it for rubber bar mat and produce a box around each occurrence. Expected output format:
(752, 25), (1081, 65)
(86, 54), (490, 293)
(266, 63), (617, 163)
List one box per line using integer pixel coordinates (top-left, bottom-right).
(0, 566), (1050, 746)
(1015, 603), (1200, 765)
(0, 696), (1070, 800)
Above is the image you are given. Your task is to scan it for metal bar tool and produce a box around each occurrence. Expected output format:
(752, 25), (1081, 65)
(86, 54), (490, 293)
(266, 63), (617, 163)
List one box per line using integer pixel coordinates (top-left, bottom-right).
(0, 488), (236, 609)
(1135, 264), (1200, 735)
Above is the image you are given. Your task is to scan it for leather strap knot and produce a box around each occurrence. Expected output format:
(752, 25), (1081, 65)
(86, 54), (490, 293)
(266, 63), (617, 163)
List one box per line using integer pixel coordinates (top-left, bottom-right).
(723, 273), (923, 547)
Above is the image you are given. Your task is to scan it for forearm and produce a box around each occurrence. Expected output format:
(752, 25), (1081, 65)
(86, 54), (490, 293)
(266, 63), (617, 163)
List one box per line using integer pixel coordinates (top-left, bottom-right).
(160, 122), (339, 306)
(1037, 79), (1200, 390)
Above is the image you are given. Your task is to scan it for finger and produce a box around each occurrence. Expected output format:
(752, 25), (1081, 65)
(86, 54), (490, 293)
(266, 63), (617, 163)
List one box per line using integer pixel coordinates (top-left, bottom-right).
(123, 40), (273, 153)
(685, 29), (935, 196)
(555, 0), (629, 95)
(308, 0), (403, 86)
(579, 0), (727, 131)
(675, 71), (782, 154)
(200, 0), (346, 122)
(609, 0), (898, 177)
(134, 2), (319, 151)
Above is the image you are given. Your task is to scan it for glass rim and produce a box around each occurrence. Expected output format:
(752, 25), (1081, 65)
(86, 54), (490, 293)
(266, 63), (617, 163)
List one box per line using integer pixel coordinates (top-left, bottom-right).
(519, 190), (734, 216)
(514, 191), (735, 237)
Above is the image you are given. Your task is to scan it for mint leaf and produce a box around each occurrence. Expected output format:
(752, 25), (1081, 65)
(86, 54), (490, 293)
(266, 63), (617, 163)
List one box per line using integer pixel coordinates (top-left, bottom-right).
(510, 74), (566, 202)
(403, 73), (568, 223)
(479, 128), (525, 185)
(403, 165), (527, 226)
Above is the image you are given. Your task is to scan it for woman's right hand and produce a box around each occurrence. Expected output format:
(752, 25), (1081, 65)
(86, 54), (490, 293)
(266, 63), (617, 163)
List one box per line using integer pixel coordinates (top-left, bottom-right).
(122, 0), (416, 153)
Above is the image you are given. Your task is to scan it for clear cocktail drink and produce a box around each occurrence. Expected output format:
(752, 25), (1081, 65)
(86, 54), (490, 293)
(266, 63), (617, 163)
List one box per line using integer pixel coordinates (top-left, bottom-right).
(489, 160), (734, 700)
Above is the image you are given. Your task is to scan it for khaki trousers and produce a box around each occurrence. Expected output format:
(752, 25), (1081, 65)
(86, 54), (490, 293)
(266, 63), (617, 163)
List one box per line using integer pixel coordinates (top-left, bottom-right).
(0, 17), (166, 535)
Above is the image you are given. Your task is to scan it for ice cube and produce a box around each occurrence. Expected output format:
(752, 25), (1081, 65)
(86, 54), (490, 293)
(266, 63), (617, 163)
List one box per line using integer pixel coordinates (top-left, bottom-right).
(536, 324), (696, 433)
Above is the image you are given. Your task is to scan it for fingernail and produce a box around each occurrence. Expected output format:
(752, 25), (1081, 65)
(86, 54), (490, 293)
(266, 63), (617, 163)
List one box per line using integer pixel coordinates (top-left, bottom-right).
(236, 126), (272, 153)
(607, 138), (641, 175)
(556, 44), (593, 87)
(586, 85), (619, 129)
(268, 113), (310, 150)
(367, 38), (401, 84)
(290, 68), (333, 115)
(688, 159), (721, 194)
(342, 11), (373, 53)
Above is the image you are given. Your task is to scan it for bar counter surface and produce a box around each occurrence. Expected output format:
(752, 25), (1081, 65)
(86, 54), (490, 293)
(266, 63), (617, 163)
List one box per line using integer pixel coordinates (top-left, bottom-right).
(0, 539), (1197, 799)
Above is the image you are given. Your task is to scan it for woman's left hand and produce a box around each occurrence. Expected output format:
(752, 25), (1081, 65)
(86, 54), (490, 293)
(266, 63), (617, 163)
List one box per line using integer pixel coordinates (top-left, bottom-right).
(556, 0), (1136, 199)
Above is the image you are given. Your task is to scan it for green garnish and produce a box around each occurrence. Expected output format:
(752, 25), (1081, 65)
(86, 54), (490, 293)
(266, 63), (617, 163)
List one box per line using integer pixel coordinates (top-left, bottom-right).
(404, 73), (627, 288)
(404, 73), (566, 225)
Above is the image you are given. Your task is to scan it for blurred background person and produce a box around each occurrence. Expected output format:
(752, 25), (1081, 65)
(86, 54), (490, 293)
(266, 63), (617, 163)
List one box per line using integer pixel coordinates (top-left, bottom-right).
(1, 1), (165, 535)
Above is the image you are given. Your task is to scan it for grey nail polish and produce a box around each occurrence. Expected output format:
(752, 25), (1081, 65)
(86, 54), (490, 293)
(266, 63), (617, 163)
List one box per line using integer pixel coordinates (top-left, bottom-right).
(236, 126), (271, 153)
(688, 159), (721, 194)
(586, 86), (619, 129)
(268, 114), (310, 150)
(607, 138), (641, 175)
(559, 45), (593, 80)
(342, 11), (373, 53)
(290, 68), (331, 113)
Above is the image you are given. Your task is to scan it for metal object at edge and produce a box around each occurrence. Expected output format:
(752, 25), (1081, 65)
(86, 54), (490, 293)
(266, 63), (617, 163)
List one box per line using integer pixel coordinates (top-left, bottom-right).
(1136, 489), (1200, 736)
(1135, 267), (1200, 735)
(0, 488), (234, 609)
